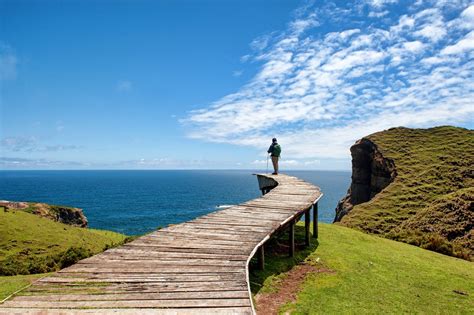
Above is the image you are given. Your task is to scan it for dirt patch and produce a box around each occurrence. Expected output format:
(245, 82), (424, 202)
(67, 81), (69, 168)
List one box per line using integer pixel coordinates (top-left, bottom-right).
(255, 264), (334, 315)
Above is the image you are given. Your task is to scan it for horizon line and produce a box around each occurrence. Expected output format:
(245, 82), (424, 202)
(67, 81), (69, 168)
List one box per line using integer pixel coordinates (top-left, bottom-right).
(0, 168), (352, 172)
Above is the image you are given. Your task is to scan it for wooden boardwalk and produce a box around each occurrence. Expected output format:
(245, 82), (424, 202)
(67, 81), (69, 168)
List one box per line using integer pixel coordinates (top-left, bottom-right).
(1, 174), (322, 314)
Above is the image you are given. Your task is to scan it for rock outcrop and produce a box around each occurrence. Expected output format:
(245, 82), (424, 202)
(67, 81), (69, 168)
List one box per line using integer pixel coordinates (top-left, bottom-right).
(333, 126), (473, 261)
(33, 203), (88, 227)
(0, 200), (88, 227)
(334, 138), (397, 222)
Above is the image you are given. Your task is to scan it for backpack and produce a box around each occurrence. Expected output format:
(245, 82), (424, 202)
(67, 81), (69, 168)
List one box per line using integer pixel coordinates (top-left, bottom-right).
(273, 144), (281, 157)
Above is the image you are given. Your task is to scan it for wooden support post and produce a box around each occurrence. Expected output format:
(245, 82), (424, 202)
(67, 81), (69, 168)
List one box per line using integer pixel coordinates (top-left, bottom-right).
(313, 202), (318, 239)
(305, 209), (310, 246)
(257, 245), (265, 270)
(289, 220), (295, 257)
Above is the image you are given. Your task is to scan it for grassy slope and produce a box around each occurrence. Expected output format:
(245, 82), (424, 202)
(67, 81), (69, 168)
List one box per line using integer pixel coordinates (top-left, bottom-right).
(339, 126), (473, 259)
(0, 274), (46, 301)
(0, 209), (127, 275)
(255, 223), (474, 314)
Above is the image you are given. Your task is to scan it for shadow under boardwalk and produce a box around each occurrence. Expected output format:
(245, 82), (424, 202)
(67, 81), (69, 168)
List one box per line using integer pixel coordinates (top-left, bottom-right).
(0, 174), (322, 315)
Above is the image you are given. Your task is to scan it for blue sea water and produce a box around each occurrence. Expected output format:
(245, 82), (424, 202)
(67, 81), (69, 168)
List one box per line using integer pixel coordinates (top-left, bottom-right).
(0, 170), (350, 235)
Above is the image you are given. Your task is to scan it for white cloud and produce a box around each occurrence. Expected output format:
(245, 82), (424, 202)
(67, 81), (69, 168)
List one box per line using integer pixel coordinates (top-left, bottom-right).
(414, 24), (447, 41)
(240, 54), (251, 63)
(232, 70), (243, 77)
(403, 40), (425, 52)
(460, 5), (474, 29)
(290, 13), (319, 34)
(441, 31), (474, 55)
(184, 1), (474, 160)
(116, 80), (132, 92)
(56, 120), (65, 132)
(369, 10), (390, 18)
(304, 160), (321, 166)
(250, 34), (273, 51)
(369, 0), (398, 8)
(0, 157), (87, 169)
(1, 136), (81, 152)
(0, 43), (18, 81)
(252, 159), (299, 166)
(390, 15), (415, 34)
(118, 158), (219, 169)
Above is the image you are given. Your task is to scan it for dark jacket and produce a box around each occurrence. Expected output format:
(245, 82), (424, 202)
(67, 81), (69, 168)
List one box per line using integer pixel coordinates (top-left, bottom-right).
(267, 143), (281, 157)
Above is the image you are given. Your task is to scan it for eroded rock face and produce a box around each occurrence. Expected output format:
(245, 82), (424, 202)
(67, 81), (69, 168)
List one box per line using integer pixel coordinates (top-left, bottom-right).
(33, 203), (88, 227)
(0, 201), (29, 209)
(334, 139), (396, 222)
(1, 200), (88, 227)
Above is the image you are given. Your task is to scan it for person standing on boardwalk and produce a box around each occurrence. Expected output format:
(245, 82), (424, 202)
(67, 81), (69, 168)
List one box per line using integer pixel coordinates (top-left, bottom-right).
(267, 138), (281, 175)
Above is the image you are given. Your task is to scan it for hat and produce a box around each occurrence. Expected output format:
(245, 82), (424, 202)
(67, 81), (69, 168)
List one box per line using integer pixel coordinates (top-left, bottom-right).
(272, 138), (277, 142)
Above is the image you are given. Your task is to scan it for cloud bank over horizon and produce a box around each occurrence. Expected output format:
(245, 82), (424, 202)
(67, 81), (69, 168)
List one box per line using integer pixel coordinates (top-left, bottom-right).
(185, 0), (474, 160)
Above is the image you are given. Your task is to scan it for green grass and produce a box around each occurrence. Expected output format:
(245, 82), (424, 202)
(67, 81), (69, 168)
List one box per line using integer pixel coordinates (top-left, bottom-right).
(249, 223), (319, 294)
(0, 208), (127, 275)
(254, 223), (474, 314)
(339, 126), (473, 259)
(0, 274), (47, 301)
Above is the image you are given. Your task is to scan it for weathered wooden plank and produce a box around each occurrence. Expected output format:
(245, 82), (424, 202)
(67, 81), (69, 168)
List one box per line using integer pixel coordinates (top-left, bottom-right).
(175, 223), (272, 234)
(120, 244), (250, 255)
(148, 230), (262, 242)
(160, 228), (268, 240)
(39, 273), (246, 283)
(60, 265), (246, 274)
(166, 223), (269, 234)
(235, 204), (300, 212)
(29, 281), (248, 291)
(245, 199), (311, 207)
(192, 216), (271, 226)
(78, 258), (246, 267)
(241, 201), (307, 210)
(0, 307), (253, 314)
(71, 263), (246, 271)
(1, 298), (252, 308)
(142, 235), (257, 245)
(188, 218), (275, 228)
(102, 248), (249, 260)
(129, 240), (252, 250)
(14, 290), (250, 301)
(215, 211), (291, 221)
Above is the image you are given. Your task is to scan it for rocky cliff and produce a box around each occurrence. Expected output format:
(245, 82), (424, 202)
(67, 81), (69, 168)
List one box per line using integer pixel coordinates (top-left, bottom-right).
(334, 138), (396, 222)
(334, 126), (473, 260)
(0, 200), (88, 227)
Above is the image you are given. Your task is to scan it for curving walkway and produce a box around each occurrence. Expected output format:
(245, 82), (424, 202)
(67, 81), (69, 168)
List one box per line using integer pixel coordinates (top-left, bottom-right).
(0, 174), (322, 314)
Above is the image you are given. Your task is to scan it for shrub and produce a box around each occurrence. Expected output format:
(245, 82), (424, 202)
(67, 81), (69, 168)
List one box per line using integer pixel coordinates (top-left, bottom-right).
(420, 234), (453, 256)
(0, 246), (92, 276)
(58, 247), (91, 269)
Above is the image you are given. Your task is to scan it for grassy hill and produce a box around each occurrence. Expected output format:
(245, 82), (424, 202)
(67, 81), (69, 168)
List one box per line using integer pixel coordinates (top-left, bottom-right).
(337, 126), (473, 260)
(0, 208), (127, 276)
(252, 223), (474, 314)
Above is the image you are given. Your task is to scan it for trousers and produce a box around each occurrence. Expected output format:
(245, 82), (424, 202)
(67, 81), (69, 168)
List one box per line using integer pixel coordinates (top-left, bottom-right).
(271, 156), (279, 174)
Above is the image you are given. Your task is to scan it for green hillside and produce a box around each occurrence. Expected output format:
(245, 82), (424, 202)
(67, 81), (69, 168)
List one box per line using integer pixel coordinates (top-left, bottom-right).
(0, 208), (127, 276)
(253, 223), (474, 314)
(338, 126), (473, 259)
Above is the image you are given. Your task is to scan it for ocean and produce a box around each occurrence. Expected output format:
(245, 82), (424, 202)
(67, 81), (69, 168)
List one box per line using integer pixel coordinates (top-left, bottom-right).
(0, 170), (351, 235)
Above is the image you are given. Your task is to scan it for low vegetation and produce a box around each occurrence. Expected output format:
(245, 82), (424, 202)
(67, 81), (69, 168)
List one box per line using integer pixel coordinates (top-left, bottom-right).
(0, 274), (46, 302)
(339, 126), (473, 260)
(0, 208), (127, 276)
(252, 223), (474, 314)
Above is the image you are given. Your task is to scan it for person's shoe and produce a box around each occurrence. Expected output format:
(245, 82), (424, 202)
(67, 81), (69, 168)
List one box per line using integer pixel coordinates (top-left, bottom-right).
(272, 172), (278, 175)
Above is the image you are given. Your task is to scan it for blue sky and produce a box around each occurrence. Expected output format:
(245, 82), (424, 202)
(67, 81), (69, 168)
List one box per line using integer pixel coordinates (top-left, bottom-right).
(1, 0), (473, 170)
